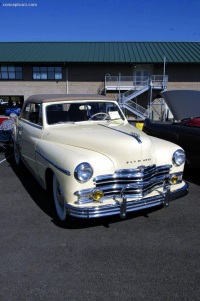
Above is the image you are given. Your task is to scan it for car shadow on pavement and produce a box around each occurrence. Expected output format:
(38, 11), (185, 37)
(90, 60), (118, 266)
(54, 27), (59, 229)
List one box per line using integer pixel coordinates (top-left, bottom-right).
(6, 149), (56, 217)
(5, 149), (177, 230)
(52, 205), (163, 230)
(183, 164), (200, 186)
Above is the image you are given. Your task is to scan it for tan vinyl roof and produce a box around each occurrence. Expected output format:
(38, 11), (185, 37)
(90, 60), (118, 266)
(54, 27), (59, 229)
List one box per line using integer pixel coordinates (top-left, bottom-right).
(26, 94), (116, 104)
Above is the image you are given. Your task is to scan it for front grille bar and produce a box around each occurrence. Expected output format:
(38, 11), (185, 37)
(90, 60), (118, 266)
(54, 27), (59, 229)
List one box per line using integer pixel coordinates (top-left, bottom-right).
(92, 164), (171, 197)
(94, 164), (171, 185)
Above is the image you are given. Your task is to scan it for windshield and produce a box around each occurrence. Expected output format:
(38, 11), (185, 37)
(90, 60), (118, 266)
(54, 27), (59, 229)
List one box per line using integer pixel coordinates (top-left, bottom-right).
(46, 101), (125, 125)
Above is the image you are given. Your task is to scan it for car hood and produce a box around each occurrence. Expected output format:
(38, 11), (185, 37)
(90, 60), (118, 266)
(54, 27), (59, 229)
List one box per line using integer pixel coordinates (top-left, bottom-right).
(161, 90), (200, 120)
(42, 122), (156, 168)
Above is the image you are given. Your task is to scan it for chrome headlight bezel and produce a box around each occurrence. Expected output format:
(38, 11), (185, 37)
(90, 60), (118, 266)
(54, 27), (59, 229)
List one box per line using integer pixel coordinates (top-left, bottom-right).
(172, 149), (186, 166)
(74, 162), (93, 183)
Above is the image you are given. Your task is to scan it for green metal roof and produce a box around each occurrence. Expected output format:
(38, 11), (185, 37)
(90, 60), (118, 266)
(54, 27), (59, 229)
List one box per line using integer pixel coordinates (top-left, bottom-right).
(0, 42), (200, 63)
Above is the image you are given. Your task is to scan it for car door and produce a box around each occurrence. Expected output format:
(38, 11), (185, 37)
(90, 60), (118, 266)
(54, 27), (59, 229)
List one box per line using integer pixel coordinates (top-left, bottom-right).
(18, 102), (43, 177)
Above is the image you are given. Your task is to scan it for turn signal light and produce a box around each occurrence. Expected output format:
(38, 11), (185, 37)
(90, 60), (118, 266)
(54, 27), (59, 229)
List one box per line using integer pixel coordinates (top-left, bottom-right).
(170, 175), (178, 184)
(93, 189), (104, 201)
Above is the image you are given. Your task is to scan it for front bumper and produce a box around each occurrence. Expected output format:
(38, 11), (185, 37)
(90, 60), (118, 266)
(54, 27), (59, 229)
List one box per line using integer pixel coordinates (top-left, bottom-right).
(65, 182), (189, 219)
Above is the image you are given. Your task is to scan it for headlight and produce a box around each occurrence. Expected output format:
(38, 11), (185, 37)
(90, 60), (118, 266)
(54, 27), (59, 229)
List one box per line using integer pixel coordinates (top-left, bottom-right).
(172, 149), (186, 166)
(74, 162), (93, 183)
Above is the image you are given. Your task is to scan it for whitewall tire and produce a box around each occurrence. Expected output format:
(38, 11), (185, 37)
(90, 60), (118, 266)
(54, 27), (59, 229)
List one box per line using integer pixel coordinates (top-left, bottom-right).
(53, 174), (67, 221)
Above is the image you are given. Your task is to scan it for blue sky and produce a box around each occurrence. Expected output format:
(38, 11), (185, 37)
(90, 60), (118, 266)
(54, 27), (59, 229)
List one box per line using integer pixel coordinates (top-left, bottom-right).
(0, 0), (200, 42)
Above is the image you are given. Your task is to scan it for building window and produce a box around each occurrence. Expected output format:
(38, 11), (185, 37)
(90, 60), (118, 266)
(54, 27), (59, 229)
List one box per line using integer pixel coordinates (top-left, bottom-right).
(33, 66), (62, 80)
(0, 65), (22, 80)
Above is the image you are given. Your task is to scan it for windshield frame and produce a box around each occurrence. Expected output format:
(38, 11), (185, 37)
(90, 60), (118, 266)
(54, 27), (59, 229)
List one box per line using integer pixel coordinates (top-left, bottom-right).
(45, 100), (125, 125)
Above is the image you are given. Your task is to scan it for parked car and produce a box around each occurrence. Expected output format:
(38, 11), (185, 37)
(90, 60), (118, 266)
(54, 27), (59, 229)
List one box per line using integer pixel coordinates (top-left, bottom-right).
(12, 94), (188, 221)
(143, 90), (200, 169)
(5, 107), (21, 116)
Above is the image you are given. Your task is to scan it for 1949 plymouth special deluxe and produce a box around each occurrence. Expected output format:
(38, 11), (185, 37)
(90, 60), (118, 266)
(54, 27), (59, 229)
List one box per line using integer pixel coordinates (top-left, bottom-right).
(12, 94), (188, 221)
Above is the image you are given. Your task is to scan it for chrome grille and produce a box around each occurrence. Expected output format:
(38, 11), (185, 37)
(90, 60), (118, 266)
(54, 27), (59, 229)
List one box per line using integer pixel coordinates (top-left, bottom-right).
(93, 164), (171, 198)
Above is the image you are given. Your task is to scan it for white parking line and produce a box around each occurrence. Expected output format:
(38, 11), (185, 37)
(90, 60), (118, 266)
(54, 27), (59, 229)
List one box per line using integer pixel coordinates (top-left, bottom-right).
(0, 154), (13, 164)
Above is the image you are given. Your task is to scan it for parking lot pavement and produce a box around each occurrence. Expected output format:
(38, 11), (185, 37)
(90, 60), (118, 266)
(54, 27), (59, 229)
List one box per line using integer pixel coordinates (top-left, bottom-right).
(0, 148), (200, 301)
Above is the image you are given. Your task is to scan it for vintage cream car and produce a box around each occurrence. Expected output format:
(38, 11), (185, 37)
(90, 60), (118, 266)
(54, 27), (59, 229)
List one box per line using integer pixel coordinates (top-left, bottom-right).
(12, 94), (188, 221)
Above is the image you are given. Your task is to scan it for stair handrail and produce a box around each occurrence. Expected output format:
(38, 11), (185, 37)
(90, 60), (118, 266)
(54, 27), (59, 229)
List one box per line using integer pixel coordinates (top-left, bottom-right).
(122, 78), (149, 100)
(150, 75), (168, 89)
(123, 100), (147, 115)
(97, 82), (105, 94)
(123, 103), (148, 120)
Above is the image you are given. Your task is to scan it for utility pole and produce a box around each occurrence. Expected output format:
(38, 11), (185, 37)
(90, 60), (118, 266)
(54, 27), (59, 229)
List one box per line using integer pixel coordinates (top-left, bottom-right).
(163, 56), (166, 88)
(163, 56), (166, 121)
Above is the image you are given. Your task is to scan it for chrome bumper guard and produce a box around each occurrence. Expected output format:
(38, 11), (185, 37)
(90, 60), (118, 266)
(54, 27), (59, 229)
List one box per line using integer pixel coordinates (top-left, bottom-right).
(66, 182), (189, 219)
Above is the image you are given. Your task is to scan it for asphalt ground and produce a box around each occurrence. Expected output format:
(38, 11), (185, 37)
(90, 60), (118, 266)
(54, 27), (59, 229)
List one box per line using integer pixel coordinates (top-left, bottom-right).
(0, 147), (200, 301)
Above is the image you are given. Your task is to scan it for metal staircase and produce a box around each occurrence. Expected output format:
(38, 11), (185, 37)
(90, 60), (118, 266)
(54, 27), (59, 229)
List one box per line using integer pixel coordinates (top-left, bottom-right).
(122, 101), (148, 119)
(105, 75), (168, 120)
(121, 79), (150, 103)
(119, 79), (150, 119)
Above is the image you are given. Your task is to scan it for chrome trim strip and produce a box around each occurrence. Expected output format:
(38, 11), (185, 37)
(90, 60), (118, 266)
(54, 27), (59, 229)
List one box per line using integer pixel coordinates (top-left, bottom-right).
(98, 123), (142, 144)
(96, 176), (181, 193)
(115, 164), (172, 174)
(94, 165), (172, 183)
(36, 148), (71, 176)
(75, 178), (182, 203)
(75, 179), (164, 199)
(20, 119), (43, 129)
(66, 182), (189, 219)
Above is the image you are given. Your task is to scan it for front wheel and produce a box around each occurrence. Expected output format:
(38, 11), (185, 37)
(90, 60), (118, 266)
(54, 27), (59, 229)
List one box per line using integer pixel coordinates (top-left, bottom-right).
(13, 141), (21, 165)
(53, 174), (67, 221)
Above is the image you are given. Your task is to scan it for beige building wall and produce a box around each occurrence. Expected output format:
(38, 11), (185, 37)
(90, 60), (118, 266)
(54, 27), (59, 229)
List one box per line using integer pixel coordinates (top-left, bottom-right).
(0, 63), (200, 101)
(155, 63), (200, 90)
(0, 81), (67, 100)
(167, 82), (200, 90)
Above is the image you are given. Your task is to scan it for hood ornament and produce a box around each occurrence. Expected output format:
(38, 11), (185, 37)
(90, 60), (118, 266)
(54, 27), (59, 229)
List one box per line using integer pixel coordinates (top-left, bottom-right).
(130, 132), (142, 144)
(98, 124), (142, 144)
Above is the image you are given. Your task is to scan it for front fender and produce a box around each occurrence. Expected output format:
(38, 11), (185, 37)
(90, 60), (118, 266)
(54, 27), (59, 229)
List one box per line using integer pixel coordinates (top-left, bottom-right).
(35, 140), (115, 203)
(149, 136), (185, 173)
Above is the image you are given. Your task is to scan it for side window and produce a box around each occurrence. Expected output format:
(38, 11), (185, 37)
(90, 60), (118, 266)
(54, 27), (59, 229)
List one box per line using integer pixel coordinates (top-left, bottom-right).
(21, 102), (42, 126)
(21, 103), (31, 120)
